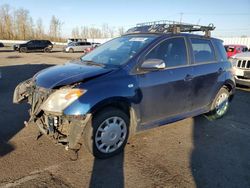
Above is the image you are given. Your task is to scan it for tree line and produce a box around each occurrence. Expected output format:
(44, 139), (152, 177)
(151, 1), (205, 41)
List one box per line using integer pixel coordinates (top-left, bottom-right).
(71, 24), (125, 39)
(0, 4), (125, 42)
(0, 4), (63, 42)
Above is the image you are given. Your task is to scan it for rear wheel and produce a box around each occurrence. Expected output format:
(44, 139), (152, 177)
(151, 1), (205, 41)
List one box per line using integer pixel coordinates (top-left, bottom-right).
(84, 108), (129, 159)
(69, 48), (74, 53)
(206, 87), (230, 120)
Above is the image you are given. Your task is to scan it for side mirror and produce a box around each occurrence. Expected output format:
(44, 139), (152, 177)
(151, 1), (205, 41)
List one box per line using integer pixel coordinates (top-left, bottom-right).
(141, 59), (166, 70)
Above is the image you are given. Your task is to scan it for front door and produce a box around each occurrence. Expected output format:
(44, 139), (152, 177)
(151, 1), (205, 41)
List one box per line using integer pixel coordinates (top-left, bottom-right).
(137, 37), (193, 125)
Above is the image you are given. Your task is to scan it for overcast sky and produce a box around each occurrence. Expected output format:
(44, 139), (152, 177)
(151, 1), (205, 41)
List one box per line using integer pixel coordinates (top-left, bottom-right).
(1, 0), (250, 37)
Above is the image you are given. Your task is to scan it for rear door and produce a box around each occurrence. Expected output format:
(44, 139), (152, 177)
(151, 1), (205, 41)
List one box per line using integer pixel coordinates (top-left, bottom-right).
(188, 37), (223, 111)
(27, 40), (36, 51)
(137, 37), (193, 124)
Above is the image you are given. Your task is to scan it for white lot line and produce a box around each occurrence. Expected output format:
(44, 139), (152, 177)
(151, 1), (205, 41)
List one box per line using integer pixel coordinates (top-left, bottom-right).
(0, 157), (86, 188)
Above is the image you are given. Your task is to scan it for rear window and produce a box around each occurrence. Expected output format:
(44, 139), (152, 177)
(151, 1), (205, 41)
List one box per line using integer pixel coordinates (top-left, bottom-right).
(191, 38), (216, 63)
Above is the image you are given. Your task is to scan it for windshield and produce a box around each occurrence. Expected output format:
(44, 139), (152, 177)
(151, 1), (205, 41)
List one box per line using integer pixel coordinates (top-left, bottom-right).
(80, 35), (157, 66)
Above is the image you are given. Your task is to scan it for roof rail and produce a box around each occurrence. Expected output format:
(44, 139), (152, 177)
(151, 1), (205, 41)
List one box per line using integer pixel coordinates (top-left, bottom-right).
(126, 20), (215, 37)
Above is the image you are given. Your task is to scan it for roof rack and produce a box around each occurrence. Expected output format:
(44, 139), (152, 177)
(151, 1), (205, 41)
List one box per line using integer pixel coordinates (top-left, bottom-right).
(126, 20), (215, 37)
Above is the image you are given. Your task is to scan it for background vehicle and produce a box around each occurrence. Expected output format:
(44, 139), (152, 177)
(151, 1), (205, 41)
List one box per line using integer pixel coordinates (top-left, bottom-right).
(14, 21), (235, 159)
(229, 52), (250, 87)
(67, 38), (87, 44)
(64, 41), (93, 53)
(224, 44), (248, 58)
(13, 40), (53, 53)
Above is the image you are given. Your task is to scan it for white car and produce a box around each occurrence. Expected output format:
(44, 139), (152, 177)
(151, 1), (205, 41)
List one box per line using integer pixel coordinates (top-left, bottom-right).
(64, 42), (92, 53)
(230, 52), (250, 87)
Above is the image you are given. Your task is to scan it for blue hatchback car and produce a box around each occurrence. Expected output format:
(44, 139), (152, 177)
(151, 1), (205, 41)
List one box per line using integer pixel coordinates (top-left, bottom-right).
(14, 22), (235, 158)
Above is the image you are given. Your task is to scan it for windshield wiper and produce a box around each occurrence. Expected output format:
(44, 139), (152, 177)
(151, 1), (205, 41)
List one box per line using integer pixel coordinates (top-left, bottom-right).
(82, 60), (105, 67)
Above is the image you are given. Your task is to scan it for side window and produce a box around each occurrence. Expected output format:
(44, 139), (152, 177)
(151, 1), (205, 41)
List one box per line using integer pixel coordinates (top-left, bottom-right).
(243, 47), (248, 52)
(145, 37), (188, 68)
(191, 38), (216, 63)
(86, 42), (91, 45)
(213, 40), (227, 61)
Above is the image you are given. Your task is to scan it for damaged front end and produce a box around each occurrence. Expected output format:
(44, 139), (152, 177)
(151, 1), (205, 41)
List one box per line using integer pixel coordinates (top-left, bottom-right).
(13, 79), (91, 152)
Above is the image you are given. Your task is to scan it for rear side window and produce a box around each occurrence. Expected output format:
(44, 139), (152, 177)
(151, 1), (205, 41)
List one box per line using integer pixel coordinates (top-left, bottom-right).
(213, 40), (227, 61)
(191, 38), (216, 63)
(145, 37), (188, 68)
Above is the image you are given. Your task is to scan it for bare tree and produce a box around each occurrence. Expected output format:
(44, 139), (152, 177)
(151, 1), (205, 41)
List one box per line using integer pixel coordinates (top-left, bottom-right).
(0, 4), (13, 39)
(14, 8), (30, 40)
(71, 26), (80, 38)
(49, 15), (63, 41)
(81, 26), (89, 39)
(35, 18), (44, 39)
(102, 23), (110, 38)
(118, 27), (125, 36)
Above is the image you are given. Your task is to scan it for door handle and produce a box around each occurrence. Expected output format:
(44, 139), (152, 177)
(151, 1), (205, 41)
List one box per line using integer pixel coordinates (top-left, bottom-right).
(184, 74), (193, 81)
(217, 68), (224, 74)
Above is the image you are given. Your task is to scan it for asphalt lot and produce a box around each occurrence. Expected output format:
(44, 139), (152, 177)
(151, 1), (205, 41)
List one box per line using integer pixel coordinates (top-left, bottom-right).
(0, 47), (250, 188)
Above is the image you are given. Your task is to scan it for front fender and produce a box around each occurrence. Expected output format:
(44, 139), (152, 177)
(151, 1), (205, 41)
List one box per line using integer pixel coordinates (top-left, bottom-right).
(63, 75), (139, 116)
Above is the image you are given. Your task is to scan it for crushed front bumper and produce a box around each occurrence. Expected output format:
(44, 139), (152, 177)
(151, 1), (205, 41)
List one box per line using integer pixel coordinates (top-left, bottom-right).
(13, 79), (92, 150)
(36, 112), (91, 150)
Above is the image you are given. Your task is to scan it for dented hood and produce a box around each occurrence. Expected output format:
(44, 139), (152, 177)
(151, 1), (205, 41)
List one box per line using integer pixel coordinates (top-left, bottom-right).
(34, 61), (113, 88)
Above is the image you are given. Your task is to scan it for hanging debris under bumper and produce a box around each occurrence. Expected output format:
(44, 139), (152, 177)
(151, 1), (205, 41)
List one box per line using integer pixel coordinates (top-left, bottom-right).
(36, 112), (91, 150)
(13, 79), (92, 151)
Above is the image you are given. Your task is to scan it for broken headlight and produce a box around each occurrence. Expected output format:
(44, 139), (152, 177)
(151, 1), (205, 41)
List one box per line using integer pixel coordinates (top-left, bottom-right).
(41, 88), (86, 113)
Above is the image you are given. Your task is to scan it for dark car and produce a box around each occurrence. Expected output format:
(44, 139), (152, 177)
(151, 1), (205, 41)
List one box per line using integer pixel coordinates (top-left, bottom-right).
(13, 21), (235, 159)
(13, 40), (53, 53)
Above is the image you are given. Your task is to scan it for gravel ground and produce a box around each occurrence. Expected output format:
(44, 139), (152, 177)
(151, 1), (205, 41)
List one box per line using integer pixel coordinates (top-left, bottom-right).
(0, 47), (250, 188)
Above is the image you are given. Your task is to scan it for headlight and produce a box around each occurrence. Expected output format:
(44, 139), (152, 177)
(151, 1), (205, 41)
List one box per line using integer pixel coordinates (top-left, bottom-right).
(41, 88), (86, 113)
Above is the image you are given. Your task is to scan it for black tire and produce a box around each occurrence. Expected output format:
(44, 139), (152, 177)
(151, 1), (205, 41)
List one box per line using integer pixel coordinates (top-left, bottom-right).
(44, 47), (51, 53)
(69, 48), (74, 53)
(20, 47), (27, 53)
(84, 108), (129, 159)
(206, 87), (230, 120)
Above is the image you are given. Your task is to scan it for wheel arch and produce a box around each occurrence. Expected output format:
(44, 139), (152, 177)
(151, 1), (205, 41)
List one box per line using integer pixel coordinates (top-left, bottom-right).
(89, 97), (138, 135)
(223, 79), (236, 101)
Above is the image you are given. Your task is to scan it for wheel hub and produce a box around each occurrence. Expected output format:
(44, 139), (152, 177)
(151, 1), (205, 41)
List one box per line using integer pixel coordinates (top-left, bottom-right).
(215, 93), (229, 116)
(101, 123), (121, 145)
(95, 117), (127, 153)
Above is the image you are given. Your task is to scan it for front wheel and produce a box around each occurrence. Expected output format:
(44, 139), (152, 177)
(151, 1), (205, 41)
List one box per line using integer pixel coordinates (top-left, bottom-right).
(19, 47), (27, 53)
(206, 87), (230, 120)
(44, 47), (51, 53)
(84, 108), (129, 159)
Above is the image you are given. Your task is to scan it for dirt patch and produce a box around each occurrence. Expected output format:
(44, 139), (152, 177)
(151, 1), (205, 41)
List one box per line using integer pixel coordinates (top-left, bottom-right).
(2, 172), (71, 188)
